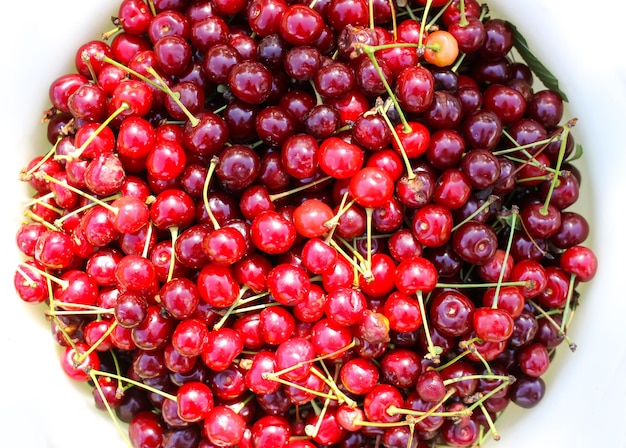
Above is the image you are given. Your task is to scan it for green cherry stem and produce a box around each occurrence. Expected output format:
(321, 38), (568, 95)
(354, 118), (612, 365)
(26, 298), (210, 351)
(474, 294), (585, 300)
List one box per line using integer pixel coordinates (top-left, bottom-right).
(34, 172), (118, 215)
(541, 119), (576, 214)
(202, 156), (221, 230)
(527, 298), (576, 351)
(417, 0), (433, 50)
(74, 320), (119, 364)
(559, 272), (577, 335)
(269, 175), (333, 202)
(19, 262), (69, 289)
(89, 369), (133, 448)
(491, 206), (518, 309)
(166, 226), (179, 283)
(146, 67), (200, 127)
(478, 402), (501, 441)
(416, 290), (442, 362)
(435, 280), (529, 289)
(91, 369), (178, 401)
(359, 44), (410, 132)
(451, 195), (499, 232)
(213, 286), (253, 330)
(378, 104), (415, 180)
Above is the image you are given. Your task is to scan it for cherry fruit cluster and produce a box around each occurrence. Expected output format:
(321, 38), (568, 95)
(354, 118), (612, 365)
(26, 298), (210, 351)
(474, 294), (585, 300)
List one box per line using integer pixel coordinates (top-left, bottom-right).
(15, 0), (598, 446)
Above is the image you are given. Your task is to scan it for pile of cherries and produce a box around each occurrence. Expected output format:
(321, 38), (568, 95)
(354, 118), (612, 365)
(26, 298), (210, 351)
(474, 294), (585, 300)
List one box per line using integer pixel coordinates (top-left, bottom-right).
(15, 0), (598, 446)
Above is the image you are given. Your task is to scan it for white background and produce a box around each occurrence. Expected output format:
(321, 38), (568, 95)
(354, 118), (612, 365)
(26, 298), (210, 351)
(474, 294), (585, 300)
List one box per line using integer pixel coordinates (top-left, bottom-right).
(1, 0), (625, 447)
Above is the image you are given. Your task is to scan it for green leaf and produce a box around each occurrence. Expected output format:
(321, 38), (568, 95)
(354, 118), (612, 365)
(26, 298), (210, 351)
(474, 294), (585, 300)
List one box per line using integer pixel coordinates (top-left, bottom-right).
(506, 21), (570, 102)
(567, 143), (584, 162)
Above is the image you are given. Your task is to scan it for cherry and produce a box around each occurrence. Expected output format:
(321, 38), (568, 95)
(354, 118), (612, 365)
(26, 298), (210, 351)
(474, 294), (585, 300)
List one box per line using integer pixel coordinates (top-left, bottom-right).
(292, 199), (334, 238)
(380, 348), (422, 389)
(197, 263), (240, 308)
(412, 203), (453, 248)
(204, 406), (246, 446)
(260, 305), (296, 345)
(473, 307), (515, 343)
(267, 263), (311, 306)
(349, 167), (394, 208)
(318, 137), (364, 179)
(201, 327), (243, 372)
(394, 256), (438, 295)
(429, 289), (475, 337)
(363, 383), (404, 423)
(509, 375), (545, 409)
(60, 342), (101, 382)
(452, 220), (498, 265)
(383, 292), (422, 333)
(560, 245), (598, 282)
(129, 411), (165, 448)
(250, 210), (297, 254)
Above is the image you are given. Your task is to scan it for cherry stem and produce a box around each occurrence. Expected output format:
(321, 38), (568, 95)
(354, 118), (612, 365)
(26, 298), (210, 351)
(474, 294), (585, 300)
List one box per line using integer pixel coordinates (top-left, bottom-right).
(202, 156), (221, 230)
(492, 133), (562, 156)
(75, 320), (119, 364)
(24, 192), (64, 216)
(35, 172), (118, 214)
(311, 364), (357, 407)
(478, 402), (501, 441)
(166, 226), (179, 283)
(464, 376), (514, 413)
(559, 272), (577, 335)
(53, 193), (121, 228)
(23, 138), (61, 178)
(69, 103), (130, 161)
(266, 373), (340, 402)
(360, 44), (410, 132)
(88, 369), (133, 448)
(542, 119), (576, 214)
(269, 339), (357, 380)
(443, 374), (509, 388)
(459, 0), (469, 26)
(146, 67), (200, 127)
(389, 0), (398, 40)
(102, 25), (122, 41)
(147, 0), (156, 16)
(491, 206), (518, 309)
(324, 194), (354, 232)
(526, 298), (577, 351)
(354, 419), (410, 428)
(324, 192), (350, 242)
(269, 175), (332, 202)
(365, 207), (375, 279)
(416, 290), (442, 362)
(436, 279), (529, 289)
(51, 314), (80, 354)
(80, 51), (98, 84)
(451, 195), (499, 232)
(377, 105), (415, 179)
(91, 368), (179, 402)
(328, 237), (371, 279)
(434, 349), (471, 371)
(213, 286), (254, 330)
(19, 262), (69, 289)
(141, 223), (154, 259)
(232, 393), (255, 414)
(24, 210), (59, 231)
(425, 0), (454, 30)
(231, 301), (282, 315)
(417, 0), (433, 49)
(305, 398), (331, 438)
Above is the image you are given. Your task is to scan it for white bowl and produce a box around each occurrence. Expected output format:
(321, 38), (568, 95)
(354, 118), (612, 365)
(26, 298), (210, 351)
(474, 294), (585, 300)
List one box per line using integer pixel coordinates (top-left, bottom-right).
(1, 0), (625, 447)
